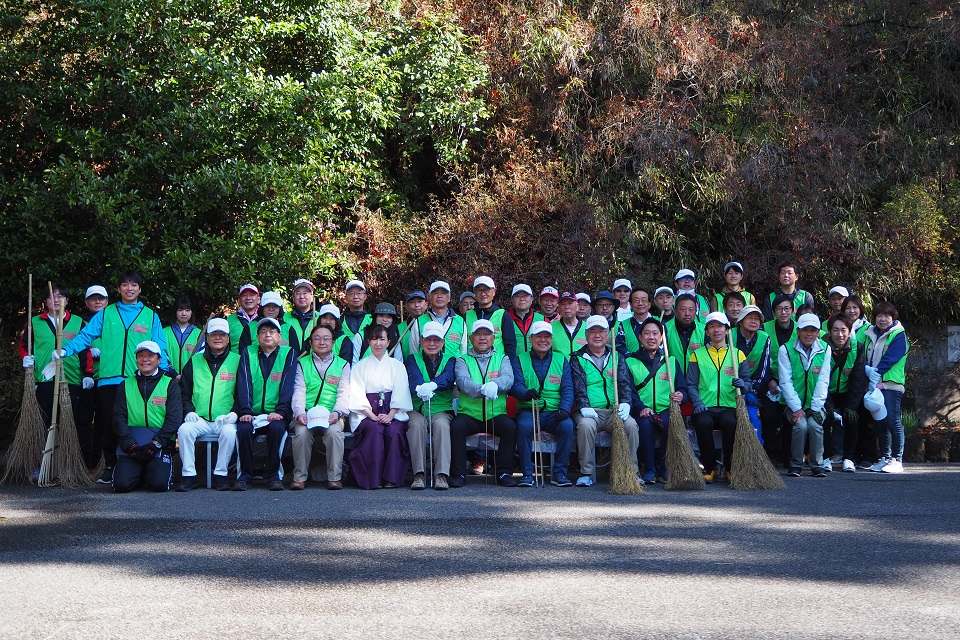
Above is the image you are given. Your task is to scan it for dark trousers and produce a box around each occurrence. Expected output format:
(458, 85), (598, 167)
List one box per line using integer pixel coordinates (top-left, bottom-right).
(95, 383), (120, 468)
(113, 452), (173, 493)
(236, 420), (287, 482)
(77, 384), (97, 468)
(760, 394), (789, 465)
(36, 382), (92, 467)
(450, 413), (517, 479)
(692, 408), (737, 473)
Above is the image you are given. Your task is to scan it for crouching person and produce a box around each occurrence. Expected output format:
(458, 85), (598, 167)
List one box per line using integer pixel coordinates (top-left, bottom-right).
(113, 341), (182, 493)
(176, 318), (241, 491)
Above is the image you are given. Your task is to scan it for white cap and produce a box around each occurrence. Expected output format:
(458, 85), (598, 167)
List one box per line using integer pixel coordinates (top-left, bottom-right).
(473, 276), (495, 290)
(260, 291), (283, 308)
(257, 317), (282, 333)
(318, 303), (341, 319)
(737, 305), (764, 323)
(576, 293), (592, 303)
(238, 283), (259, 295)
(292, 278), (315, 292)
(421, 321), (446, 340)
(511, 284), (533, 297)
(85, 285), (108, 299)
(723, 261), (744, 273)
(529, 320), (553, 335)
(471, 319), (495, 334)
(206, 318), (230, 334)
(539, 286), (559, 298)
(612, 278), (632, 291)
(429, 280), (451, 293)
(704, 311), (730, 327)
(674, 268), (696, 281)
(307, 406), (330, 429)
(344, 279), (365, 292)
(796, 313), (821, 330)
(134, 340), (161, 355)
(863, 388), (888, 420)
(584, 315), (609, 331)
(829, 286), (850, 298)
(654, 286), (674, 298)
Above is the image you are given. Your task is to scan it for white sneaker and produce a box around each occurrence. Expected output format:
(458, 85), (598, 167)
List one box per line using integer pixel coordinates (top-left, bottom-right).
(576, 475), (594, 487)
(881, 459), (904, 474)
(821, 459), (833, 472)
(869, 457), (890, 472)
(842, 459), (856, 473)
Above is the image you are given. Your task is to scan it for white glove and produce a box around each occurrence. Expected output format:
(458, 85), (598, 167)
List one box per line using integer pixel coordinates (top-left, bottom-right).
(22, 355), (35, 369)
(480, 382), (499, 400)
(416, 381), (438, 401)
(833, 411), (842, 424)
(184, 412), (202, 423)
(82, 377), (94, 390)
(89, 348), (101, 359)
(617, 403), (631, 420)
(40, 361), (56, 381)
(865, 366), (881, 385)
(215, 412), (239, 428)
(580, 407), (598, 420)
(50, 348), (66, 361)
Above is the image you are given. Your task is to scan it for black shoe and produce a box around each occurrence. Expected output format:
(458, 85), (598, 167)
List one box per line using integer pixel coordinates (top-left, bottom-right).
(232, 480), (248, 491)
(787, 467), (801, 477)
(497, 473), (518, 487)
(96, 467), (114, 485)
(213, 476), (231, 491)
(177, 476), (198, 492)
(812, 467), (827, 478)
(550, 473), (573, 487)
(268, 480), (285, 491)
(448, 475), (466, 489)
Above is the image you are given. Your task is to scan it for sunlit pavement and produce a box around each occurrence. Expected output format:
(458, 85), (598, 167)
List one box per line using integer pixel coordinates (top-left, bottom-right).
(2, 465), (959, 638)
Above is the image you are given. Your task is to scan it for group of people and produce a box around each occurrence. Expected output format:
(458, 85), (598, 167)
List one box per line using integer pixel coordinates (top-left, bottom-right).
(18, 260), (910, 493)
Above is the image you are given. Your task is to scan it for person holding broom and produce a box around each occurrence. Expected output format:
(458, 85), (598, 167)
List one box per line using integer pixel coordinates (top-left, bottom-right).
(112, 341), (182, 493)
(686, 312), (753, 483)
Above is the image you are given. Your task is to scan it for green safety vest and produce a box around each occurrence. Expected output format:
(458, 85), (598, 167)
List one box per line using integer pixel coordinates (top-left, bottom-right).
(692, 345), (739, 409)
(465, 309), (505, 354)
(339, 312), (372, 341)
(768, 289), (810, 318)
(282, 313), (317, 353)
(417, 313), (466, 359)
(191, 352), (241, 421)
(577, 351), (617, 410)
(411, 352), (454, 415)
(732, 328), (770, 380)
(33, 314), (83, 385)
(248, 345), (292, 414)
(620, 318), (644, 355)
(626, 355), (676, 414)
(785, 340), (828, 410)
(763, 319), (796, 380)
(399, 320), (418, 360)
(458, 352), (507, 419)
(828, 342), (859, 395)
(664, 318), (705, 374)
(866, 326), (909, 385)
(516, 351), (564, 412)
(300, 354), (347, 412)
(509, 312), (545, 354)
(227, 313), (252, 353)
(100, 304), (159, 379)
(124, 375), (171, 430)
(551, 319), (587, 360)
(163, 325), (201, 375)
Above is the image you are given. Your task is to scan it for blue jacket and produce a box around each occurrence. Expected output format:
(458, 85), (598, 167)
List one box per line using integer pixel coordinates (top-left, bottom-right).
(237, 346), (297, 421)
(405, 352), (457, 393)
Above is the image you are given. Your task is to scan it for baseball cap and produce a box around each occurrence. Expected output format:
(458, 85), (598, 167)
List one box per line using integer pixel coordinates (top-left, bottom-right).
(134, 340), (161, 355)
(85, 285), (108, 299)
(654, 286), (674, 298)
(674, 269), (696, 281)
(584, 315), (609, 331)
(704, 311), (730, 327)
(529, 320), (553, 335)
(459, 291), (476, 303)
(206, 318), (230, 334)
(511, 284), (533, 297)
(344, 279), (365, 292)
(723, 262), (744, 273)
(612, 278), (632, 291)
(260, 291), (283, 308)
(257, 317), (282, 333)
(473, 276), (495, 290)
(238, 283), (259, 296)
(318, 303), (341, 319)
(292, 278), (315, 292)
(829, 286), (850, 298)
(429, 280), (451, 293)
(797, 313), (822, 330)
(540, 286), (559, 299)
(559, 291), (576, 302)
(576, 293), (592, 303)
(405, 290), (426, 301)
(421, 321), (446, 340)
(737, 305), (764, 324)
(471, 319), (495, 334)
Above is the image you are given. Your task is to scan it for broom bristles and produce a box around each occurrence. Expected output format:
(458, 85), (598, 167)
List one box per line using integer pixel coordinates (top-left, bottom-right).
(1, 368), (47, 485)
(607, 417), (645, 495)
(664, 400), (705, 490)
(54, 378), (97, 488)
(730, 395), (786, 490)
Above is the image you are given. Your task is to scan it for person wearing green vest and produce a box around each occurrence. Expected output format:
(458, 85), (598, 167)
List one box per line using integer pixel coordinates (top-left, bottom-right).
(686, 312), (752, 483)
(552, 291), (587, 360)
(19, 284), (95, 467)
(823, 314), (867, 473)
(340, 279), (372, 343)
(674, 269), (710, 319)
(56, 271), (168, 486)
(506, 283), (544, 355)
(112, 341), (182, 493)
(510, 321), (574, 488)
(538, 286), (560, 323)
(612, 278), (634, 323)
(458, 291), (476, 316)
(615, 287), (654, 358)
(316, 303), (355, 363)
(163, 296), (203, 376)
(450, 319), (519, 488)
(226, 283), (260, 353)
(863, 302), (909, 474)
(712, 261), (756, 312)
(176, 318), (241, 491)
(405, 321), (458, 490)
(409, 281), (467, 360)
(733, 305), (772, 445)
(234, 318), (297, 491)
(625, 317), (687, 484)
(722, 291), (746, 327)
(282, 278), (318, 353)
(778, 313), (832, 478)
(464, 276), (516, 356)
(653, 286), (675, 322)
(762, 294), (797, 465)
(663, 294), (705, 377)
(570, 315), (640, 487)
(592, 291), (618, 328)
(575, 293), (592, 320)
(399, 290), (427, 360)
(241, 290), (285, 350)
(827, 285), (849, 317)
(290, 324), (351, 490)
(763, 262), (815, 321)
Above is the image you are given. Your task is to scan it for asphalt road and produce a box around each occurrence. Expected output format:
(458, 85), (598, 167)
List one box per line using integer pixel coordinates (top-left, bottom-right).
(1, 465), (959, 639)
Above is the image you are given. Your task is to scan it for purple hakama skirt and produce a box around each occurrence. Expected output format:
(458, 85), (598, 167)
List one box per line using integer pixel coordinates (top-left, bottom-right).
(349, 391), (411, 489)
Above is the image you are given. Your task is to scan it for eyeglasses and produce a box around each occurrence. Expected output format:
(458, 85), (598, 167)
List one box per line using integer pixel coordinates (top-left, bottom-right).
(311, 336), (332, 343)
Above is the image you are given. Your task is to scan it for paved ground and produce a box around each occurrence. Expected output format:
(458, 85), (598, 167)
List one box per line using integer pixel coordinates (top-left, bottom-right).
(1, 465), (959, 639)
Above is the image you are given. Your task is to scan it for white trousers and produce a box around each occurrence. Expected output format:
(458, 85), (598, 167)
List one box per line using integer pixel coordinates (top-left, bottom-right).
(178, 419), (237, 478)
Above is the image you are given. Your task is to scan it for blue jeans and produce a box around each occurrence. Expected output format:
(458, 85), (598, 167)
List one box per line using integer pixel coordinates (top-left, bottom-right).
(877, 389), (904, 461)
(516, 409), (574, 476)
(745, 393), (763, 444)
(636, 410), (669, 481)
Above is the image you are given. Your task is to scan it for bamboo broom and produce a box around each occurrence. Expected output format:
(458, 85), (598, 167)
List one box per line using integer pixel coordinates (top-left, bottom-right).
(1, 274), (47, 485)
(727, 329), (785, 490)
(38, 284), (64, 487)
(662, 332), (705, 490)
(607, 341), (644, 495)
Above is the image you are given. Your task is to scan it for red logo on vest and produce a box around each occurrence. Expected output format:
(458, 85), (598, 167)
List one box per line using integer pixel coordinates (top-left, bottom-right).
(219, 372), (235, 381)
(151, 396), (167, 406)
(270, 372), (283, 382)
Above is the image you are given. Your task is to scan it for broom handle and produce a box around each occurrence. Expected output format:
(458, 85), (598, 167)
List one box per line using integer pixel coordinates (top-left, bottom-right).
(611, 337), (619, 408)
(390, 320), (415, 359)
(661, 331), (675, 394)
(726, 328), (742, 397)
(48, 282), (63, 433)
(27, 274), (33, 357)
